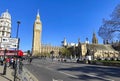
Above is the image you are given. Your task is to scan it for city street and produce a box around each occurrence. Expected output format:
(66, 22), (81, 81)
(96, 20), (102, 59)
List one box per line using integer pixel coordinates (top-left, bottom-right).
(24, 58), (120, 81)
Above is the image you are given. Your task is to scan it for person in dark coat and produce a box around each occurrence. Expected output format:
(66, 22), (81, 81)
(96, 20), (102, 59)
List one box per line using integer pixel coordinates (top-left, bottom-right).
(29, 57), (32, 64)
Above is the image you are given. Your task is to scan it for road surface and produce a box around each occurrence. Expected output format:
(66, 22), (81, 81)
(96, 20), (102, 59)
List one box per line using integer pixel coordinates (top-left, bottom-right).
(24, 58), (120, 81)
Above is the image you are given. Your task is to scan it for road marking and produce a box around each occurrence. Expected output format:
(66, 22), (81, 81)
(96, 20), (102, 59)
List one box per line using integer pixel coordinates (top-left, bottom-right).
(52, 78), (63, 81)
(59, 71), (114, 81)
(34, 63), (115, 81)
(82, 73), (114, 81)
(59, 71), (79, 78)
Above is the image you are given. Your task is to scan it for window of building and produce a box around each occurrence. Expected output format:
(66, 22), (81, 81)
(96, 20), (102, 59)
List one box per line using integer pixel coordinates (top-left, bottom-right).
(3, 27), (5, 31)
(2, 31), (4, 36)
(3, 38), (7, 41)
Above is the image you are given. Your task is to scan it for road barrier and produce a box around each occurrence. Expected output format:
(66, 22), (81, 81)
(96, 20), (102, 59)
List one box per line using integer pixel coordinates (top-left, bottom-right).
(20, 67), (39, 81)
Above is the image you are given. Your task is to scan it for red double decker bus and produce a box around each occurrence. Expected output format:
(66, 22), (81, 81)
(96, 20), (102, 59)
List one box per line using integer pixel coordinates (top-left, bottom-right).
(0, 50), (23, 56)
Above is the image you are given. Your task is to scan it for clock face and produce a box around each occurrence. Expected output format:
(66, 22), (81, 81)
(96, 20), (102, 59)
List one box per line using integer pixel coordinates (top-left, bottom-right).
(36, 26), (41, 30)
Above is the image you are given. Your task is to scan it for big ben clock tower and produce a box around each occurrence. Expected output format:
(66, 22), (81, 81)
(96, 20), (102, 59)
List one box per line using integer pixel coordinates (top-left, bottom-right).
(32, 11), (42, 55)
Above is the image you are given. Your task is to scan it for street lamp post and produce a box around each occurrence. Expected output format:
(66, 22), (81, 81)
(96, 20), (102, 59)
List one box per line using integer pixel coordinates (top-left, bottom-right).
(14, 21), (20, 81)
(3, 49), (7, 75)
(16, 21), (20, 38)
(50, 51), (54, 62)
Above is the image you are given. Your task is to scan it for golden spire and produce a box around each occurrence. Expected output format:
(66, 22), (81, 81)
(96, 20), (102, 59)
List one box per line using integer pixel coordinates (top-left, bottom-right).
(35, 9), (41, 23)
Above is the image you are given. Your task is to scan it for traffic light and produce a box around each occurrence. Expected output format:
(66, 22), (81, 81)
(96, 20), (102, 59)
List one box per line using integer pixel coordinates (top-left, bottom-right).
(18, 50), (23, 57)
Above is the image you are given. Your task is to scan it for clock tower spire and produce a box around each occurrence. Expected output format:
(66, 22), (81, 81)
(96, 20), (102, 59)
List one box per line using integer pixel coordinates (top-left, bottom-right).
(32, 10), (42, 55)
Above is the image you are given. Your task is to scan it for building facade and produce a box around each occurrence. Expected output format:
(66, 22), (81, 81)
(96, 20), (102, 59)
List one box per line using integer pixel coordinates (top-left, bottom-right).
(32, 11), (42, 55)
(0, 10), (14, 50)
(0, 10), (11, 38)
(41, 44), (60, 56)
(32, 11), (60, 56)
(62, 32), (119, 60)
(0, 10), (23, 56)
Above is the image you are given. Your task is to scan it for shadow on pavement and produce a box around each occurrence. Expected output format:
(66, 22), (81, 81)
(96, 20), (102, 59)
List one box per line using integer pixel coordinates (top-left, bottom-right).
(0, 73), (12, 81)
(57, 65), (120, 81)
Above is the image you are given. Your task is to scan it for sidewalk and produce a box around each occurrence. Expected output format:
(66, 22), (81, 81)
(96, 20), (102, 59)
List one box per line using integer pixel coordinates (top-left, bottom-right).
(0, 65), (14, 81)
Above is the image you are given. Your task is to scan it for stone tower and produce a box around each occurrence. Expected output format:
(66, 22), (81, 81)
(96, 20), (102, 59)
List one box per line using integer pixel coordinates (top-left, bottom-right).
(63, 38), (67, 47)
(32, 11), (42, 55)
(85, 37), (89, 44)
(92, 32), (98, 44)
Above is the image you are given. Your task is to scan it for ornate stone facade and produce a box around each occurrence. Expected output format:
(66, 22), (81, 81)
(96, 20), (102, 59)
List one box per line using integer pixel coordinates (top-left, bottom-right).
(32, 11), (42, 55)
(0, 10), (11, 38)
(62, 32), (119, 60)
(32, 11), (60, 56)
(41, 44), (60, 56)
(92, 32), (98, 44)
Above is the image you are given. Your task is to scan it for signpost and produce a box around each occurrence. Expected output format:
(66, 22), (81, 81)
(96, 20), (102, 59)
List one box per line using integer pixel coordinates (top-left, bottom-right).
(0, 37), (18, 49)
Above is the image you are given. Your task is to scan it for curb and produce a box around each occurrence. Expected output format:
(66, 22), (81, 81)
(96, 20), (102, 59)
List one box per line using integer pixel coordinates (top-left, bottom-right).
(21, 67), (39, 81)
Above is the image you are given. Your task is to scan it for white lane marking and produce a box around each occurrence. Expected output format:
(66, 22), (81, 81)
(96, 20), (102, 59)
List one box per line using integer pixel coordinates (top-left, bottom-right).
(82, 73), (115, 81)
(52, 78), (63, 81)
(59, 71), (114, 81)
(59, 71), (79, 78)
(35, 63), (115, 81)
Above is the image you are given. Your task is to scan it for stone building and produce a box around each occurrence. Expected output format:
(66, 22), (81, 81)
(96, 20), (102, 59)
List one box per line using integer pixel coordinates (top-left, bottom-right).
(0, 10), (13, 50)
(41, 44), (60, 56)
(32, 11), (42, 55)
(0, 10), (11, 38)
(62, 32), (119, 60)
(86, 44), (119, 60)
(32, 11), (60, 56)
(32, 11), (119, 58)
(92, 32), (98, 44)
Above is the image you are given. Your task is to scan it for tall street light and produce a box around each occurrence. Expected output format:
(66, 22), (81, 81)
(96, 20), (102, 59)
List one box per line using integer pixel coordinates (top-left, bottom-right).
(2, 49), (7, 75)
(16, 21), (20, 38)
(14, 21), (20, 81)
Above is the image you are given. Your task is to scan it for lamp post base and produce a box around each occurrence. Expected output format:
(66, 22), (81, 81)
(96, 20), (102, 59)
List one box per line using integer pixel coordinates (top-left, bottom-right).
(3, 62), (7, 75)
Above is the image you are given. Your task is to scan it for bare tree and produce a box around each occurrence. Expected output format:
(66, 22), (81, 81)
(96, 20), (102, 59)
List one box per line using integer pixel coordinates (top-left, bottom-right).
(98, 3), (120, 43)
(98, 19), (114, 44)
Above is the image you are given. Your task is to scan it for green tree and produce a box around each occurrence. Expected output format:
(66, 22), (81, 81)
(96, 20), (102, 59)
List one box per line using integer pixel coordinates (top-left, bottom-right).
(27, 50), (31, 56)
(77, 39), (82, 59)
(50, 51), (54, 61)
(50, 51), (54, 55)
(60, 47), (71, 57)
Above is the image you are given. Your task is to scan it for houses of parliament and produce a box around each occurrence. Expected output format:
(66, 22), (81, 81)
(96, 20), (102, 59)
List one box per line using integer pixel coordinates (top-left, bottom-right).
(0, 9), (118, 60)
(32, 11), (60, 56)
(32, 11), (119, 60)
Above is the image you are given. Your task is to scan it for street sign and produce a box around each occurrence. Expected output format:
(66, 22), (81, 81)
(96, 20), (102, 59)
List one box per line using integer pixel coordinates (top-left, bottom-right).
(0, 42), (18, 48)
(0, 37), (18, 49)
(1, 37), (18, 43)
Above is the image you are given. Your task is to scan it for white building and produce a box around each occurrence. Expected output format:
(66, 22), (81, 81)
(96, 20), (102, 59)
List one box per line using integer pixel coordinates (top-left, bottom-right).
(0, 10), (16, 50)
(0, 10), (11, 38)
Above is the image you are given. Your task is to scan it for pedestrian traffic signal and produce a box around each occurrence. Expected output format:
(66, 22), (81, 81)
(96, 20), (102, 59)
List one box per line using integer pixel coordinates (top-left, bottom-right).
(18, 50), (23, 57)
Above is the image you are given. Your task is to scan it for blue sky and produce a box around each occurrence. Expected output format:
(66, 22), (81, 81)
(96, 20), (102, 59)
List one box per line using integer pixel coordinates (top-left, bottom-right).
(0, 0), (120, 51)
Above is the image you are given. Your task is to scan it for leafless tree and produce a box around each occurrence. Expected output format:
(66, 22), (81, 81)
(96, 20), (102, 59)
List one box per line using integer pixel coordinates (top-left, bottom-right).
(98, 19), (114, 43)
(98, 3), (120, 43)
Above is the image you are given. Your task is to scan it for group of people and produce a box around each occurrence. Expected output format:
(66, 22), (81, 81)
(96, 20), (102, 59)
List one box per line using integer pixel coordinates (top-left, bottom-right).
(0, 56), (16, 69)
(0, 55), (33, 68)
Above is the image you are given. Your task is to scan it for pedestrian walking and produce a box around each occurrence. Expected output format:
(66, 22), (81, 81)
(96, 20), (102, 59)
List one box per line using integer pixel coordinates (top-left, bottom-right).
(6, 57), (10, 67)
(29, 57), (32, 64)
(0, 56), (3, 65)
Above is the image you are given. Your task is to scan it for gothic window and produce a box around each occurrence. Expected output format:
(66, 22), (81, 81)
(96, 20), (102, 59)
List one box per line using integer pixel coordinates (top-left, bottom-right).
(3, 38), (7, 41)
(4, 22), (6, 26)
(2, 31), (4, 36)
(3, 27), (5, 31)
(1, 20), (3, 23)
